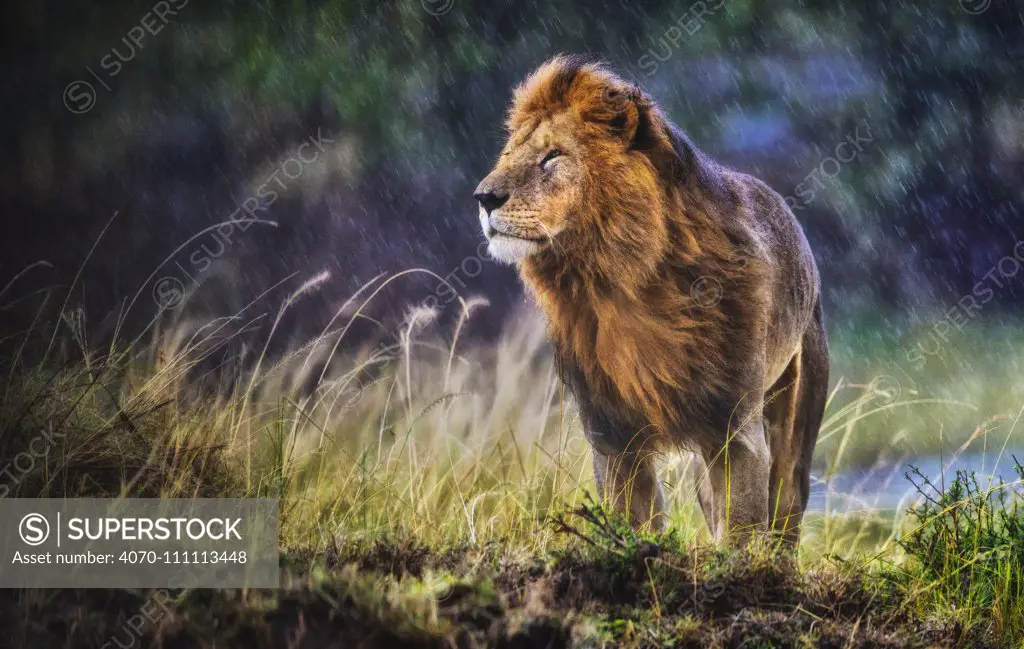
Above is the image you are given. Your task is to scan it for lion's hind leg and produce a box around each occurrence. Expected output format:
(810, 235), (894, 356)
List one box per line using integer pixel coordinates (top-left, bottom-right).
(765, 303), (828, 546)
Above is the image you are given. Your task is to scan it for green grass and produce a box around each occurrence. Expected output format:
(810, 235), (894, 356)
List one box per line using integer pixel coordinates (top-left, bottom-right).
(898, 462), (1024, 644)
(2, 272), (1024, 647)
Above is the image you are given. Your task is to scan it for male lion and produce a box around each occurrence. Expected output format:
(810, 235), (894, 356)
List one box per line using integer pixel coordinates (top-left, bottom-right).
(473, 55), (828, 544)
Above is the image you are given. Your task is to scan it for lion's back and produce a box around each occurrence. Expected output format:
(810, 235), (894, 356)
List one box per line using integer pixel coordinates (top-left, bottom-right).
(720, 169), (821, 385)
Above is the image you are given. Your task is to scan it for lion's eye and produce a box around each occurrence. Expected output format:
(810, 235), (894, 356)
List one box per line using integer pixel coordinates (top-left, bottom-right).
(540, 149), (563, 170)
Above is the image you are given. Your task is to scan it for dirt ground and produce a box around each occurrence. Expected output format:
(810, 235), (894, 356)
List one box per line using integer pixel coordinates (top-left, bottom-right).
(0, 538), (983, 649)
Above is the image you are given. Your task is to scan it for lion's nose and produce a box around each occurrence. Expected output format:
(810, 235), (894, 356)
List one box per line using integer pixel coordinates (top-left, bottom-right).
(474, 191), (509, 214)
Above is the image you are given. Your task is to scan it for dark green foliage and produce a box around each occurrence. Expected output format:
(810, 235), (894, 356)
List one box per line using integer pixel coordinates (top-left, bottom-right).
(4, 1), (1024, 335)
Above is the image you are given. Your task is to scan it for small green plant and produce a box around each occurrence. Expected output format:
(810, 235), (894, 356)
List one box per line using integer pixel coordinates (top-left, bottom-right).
(551, 497), (674, 570)
(902, 460), (1024, 644)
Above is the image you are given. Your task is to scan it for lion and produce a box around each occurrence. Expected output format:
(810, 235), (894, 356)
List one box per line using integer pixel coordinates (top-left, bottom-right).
(473, 55), (829, 544)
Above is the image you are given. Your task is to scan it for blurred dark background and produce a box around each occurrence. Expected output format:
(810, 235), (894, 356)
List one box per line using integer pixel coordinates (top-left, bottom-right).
(1, 0), (1022, 355)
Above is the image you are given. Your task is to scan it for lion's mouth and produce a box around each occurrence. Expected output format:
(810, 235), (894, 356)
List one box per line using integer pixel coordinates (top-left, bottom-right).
(486, 227), (546, 243)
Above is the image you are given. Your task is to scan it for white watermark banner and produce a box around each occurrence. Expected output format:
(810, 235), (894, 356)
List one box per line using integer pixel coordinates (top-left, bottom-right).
(0, 498), (279, 588)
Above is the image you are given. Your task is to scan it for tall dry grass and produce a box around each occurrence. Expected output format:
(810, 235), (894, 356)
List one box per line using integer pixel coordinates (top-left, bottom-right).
(2, 267), (1022, 563)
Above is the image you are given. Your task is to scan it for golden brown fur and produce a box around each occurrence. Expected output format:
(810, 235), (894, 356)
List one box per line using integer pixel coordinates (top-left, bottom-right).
(474, 55), (829, 544)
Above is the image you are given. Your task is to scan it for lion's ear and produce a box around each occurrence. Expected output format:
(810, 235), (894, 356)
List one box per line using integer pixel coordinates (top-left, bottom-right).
(600, 85), (643, 144)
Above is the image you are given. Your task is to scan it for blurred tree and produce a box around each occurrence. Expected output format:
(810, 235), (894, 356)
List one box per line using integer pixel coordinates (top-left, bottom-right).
(0, 0), (1021, 346)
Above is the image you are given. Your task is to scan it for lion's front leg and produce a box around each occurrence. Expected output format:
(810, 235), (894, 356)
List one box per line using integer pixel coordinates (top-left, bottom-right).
(700, 420), (771, 543)
(592, 448), (666, 532)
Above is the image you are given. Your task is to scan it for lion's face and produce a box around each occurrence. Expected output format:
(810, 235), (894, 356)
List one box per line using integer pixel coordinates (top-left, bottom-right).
(473, 112), (586, 264)
(474, 56), (664, 268)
